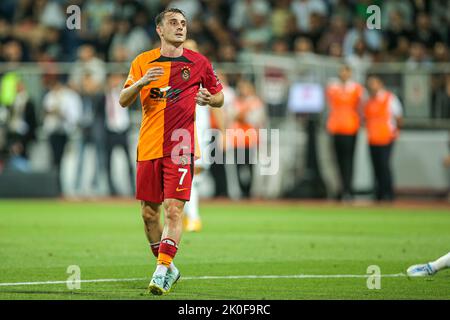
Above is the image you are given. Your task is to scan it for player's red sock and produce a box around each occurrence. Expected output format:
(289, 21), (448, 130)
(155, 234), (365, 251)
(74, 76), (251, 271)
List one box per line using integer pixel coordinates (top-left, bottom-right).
(150, 242), (160, 257)
(157, 238), (178, 267)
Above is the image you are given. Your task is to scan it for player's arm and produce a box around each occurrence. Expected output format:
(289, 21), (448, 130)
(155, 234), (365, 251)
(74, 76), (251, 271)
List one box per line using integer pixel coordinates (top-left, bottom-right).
(195, 89), (224, 108)
(391, 94), (403, 128)
(119, 67), (164, 108)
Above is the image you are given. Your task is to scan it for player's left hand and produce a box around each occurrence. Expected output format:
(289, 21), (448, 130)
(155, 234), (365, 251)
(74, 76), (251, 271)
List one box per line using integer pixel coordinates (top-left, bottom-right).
(195, 88), (211, 106)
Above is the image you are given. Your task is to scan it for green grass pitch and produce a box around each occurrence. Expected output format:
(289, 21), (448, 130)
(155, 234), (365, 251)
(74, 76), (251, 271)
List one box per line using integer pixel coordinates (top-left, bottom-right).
(0, 200), (449, 300)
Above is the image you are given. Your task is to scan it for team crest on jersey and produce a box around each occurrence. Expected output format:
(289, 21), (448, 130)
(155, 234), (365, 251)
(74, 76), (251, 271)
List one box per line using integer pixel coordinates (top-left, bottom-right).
(181, 66), (190, 81)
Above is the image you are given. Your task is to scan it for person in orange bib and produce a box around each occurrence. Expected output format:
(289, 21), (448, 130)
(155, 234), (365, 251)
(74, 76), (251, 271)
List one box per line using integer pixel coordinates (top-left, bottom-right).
(326, 65), (364, 201)
(364, 75), (403, 202)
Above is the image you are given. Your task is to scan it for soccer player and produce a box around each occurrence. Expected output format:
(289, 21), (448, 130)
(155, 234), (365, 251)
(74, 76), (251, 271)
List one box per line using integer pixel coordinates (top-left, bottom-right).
(407, 252), (450, 276)
(119, 8), (224, 295)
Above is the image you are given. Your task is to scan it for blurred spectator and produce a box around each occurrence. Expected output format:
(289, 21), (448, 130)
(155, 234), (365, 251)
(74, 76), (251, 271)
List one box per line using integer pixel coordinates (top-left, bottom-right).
(37, 0), (66, 30)
(109, 17), (151, 61)
(210, 70), (236, 198)
(69, 44), (106, 91)
(303, 12), (326, 50)
(6, 140), (31, 172)
(113, 0), (146, 22)
(217, 43), (237, 63)
(38, 26), (64, 61)
(381, 0), (414, 28)
(329, 0), (353, 25)
(317, 15), (347, 55)
(343, 17), (382, 57)
(290, 0), (327, 33)
(390, 36), (411, 62)
(42, 77), (82, 193)
(0, 39), (24, 156)
(270, 0), (294, 39)
(94, 16), (115, 62)
(328, 42), (344, 58)
(229, 0), (270, 33)
(412, 12), (442, 49)
(364, 75), (403, 202)
(74, 73), (105, 194)
(82, 0), (116, 34)
(226, 79), (266, 198)
(383, 10), (412, 53)
(429, 0), (450, 45)
(326, 65), (365, 201)
(6, 80), (37, 160)
(345, 39), (373, 83)
(102, 73), (134, 196)
(240, 5), (272, 52)
(433, 74), (450, 119)
(430, 43), (450, 119)
(406, 41), (433, 69)
(167, 0), (201, 21)
(270, 38), (290, 55)
(294, 36), (314, 55)
(432, 42), (450, 63)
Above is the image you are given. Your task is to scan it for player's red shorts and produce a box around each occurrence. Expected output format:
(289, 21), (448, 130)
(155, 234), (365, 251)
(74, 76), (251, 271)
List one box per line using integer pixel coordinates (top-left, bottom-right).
(136, 155), (193, 203)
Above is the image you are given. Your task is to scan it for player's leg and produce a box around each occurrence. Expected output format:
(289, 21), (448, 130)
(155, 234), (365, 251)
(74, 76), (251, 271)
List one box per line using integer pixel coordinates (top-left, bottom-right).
(184, 169), (202, 232)
(136, 159), (170, 294)
(141, 201), (163, 245)
(149, 198), (184, 295)
(149, 155), (193, 295)
(142, 200), (180, 292)
(407, 252), (450, 276)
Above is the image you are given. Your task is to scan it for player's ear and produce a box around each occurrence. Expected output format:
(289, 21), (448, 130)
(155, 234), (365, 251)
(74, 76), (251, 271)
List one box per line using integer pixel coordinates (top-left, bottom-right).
(156, 25), (163, 38)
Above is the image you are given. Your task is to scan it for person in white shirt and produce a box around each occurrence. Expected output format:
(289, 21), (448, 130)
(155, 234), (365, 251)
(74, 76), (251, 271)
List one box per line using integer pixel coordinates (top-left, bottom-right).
(103, 73), (135, 196)
(42, 77), (82, 194)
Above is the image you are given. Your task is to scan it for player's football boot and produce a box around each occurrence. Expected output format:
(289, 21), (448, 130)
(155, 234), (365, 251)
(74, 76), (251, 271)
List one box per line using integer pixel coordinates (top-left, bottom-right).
(406, 263), (436, 277)
(163, 268), (181, 293)
(148, 274), (167, 295)
(185, 218), (202, 232)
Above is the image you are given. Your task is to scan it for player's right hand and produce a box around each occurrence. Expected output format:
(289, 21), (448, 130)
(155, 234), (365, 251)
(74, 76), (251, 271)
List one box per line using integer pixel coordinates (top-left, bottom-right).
(139, 67), (164, 87)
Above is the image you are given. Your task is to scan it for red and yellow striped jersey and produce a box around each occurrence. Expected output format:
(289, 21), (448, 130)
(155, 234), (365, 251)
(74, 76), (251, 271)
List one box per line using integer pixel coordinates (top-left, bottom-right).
(124, 47), (222, 161)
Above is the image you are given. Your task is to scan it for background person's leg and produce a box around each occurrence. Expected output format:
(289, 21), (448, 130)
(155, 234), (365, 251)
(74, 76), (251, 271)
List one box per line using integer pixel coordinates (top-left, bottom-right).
(382, 143), (394, 201)
(342, 134), (357, 198)
(369, 145), (383, 201)
(333, 135), (345, 198)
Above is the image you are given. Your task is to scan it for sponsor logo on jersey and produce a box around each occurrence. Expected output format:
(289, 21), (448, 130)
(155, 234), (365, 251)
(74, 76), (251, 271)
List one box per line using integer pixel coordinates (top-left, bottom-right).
(149, 86), (182, 101)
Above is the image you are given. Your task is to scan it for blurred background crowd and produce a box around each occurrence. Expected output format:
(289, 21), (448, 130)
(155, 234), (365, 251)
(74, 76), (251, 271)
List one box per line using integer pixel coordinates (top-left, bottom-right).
(0, 0), (448, 64)
(0, 0), (449, 201)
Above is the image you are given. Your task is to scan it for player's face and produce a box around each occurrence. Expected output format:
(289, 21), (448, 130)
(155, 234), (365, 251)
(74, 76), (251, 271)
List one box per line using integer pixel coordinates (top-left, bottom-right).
(158, 13), (187, 45)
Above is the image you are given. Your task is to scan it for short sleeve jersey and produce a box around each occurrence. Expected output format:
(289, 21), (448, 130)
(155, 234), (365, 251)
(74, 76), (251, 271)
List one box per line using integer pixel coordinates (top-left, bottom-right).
(124, 47), (222, 161)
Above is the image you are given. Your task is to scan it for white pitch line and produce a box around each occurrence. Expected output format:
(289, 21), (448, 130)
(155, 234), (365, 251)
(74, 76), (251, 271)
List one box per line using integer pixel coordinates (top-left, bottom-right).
(0, 273), (406, 287)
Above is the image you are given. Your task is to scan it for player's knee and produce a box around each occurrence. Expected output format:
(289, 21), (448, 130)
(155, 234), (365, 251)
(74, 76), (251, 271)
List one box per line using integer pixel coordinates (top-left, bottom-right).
(141, 202), (160, 223)
(163, 199), (184, 222)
